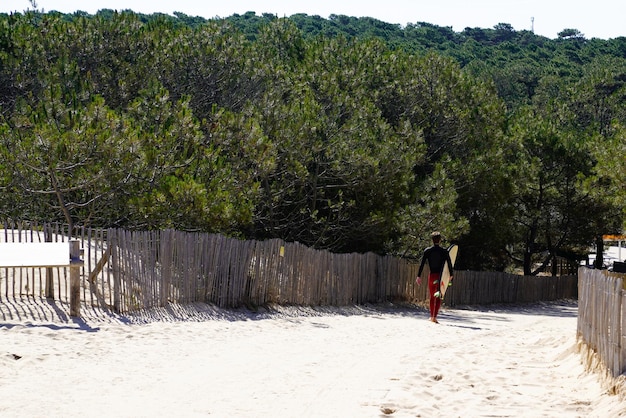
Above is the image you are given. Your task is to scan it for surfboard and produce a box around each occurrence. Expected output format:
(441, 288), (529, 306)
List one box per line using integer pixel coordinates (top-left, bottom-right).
(440, 244), (458, 300)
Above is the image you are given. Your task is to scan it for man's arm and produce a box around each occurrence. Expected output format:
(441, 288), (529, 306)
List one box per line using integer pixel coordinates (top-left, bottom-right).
(416, 248), (430, 284)
(417, 248), (430, 277)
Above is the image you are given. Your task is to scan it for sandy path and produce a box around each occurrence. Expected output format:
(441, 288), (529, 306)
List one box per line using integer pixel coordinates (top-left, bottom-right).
(0, 301), (624, 417)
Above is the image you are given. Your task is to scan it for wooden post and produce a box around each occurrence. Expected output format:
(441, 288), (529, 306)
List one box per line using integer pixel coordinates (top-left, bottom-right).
(69, 240), (83, 317)
(112, 230), (121, 313)
(45, 226), (54, 299)
(45, 267), (54, 298)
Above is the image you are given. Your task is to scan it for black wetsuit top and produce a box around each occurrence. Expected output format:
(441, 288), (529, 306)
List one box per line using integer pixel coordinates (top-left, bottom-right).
(418, 245), (453, 276)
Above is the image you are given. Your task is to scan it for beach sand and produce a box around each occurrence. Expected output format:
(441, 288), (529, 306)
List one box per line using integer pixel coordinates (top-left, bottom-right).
(1, 299), (624, 417)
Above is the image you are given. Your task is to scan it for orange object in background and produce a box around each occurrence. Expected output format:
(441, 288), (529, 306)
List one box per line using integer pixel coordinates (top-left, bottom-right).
(603, 234), (626, 241)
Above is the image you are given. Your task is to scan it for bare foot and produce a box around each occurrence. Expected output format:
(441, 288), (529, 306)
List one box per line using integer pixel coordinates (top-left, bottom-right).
(430, 317), (439, 324)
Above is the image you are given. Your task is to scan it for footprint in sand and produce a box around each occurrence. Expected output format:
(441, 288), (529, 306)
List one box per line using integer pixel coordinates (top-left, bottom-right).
(380, 405), (397, 415)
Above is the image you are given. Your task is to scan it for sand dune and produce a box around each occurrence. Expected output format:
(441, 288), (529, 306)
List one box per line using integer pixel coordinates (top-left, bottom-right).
(0, 299), (624, 417)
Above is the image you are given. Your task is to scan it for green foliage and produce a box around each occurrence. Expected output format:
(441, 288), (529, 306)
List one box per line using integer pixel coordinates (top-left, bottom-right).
(2, 88), (134, 226)
(571, 58), (626, 234)
(394, 162), (469, 259)
(506, 104), (621, 274)
(246, 35), (428, 252)
(0, 9), (623, 271)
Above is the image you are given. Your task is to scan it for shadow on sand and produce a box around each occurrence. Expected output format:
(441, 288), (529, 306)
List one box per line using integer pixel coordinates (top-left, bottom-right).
(0, 296), (578, 331)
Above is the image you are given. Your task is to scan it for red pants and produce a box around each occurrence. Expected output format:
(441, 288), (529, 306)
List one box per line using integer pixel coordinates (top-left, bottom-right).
(428, 272), (442, 318)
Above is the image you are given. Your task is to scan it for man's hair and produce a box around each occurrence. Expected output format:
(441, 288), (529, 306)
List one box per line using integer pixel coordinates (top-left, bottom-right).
(431, 231), (442, 244)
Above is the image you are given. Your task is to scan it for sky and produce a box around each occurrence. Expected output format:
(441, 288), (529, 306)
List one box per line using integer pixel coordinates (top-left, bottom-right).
(0, 0), (624, 40)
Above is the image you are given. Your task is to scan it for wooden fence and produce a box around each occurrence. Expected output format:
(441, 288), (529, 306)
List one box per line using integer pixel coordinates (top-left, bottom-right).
(106, 229), (422, 312)
(1, 223), (579, 315)
(445, 271), (578, 306)
(105, 229), (578, 312)
(577, 267), (626, 382)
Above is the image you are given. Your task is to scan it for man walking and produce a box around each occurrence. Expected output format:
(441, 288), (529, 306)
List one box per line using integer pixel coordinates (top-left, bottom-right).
(416, 232), (454, 323)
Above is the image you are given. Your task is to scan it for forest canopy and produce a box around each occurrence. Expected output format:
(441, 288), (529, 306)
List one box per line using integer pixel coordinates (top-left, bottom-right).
(0, 10), (624, 273)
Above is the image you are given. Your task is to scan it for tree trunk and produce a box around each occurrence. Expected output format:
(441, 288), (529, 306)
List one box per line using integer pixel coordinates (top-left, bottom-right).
(523, 249), (532, 275)
(593, 235), (604, 269)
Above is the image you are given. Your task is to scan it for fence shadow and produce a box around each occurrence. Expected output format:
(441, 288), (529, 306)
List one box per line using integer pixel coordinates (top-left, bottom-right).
(0, 296), (128, 328)
(124, 301), (431, 324)
(449, 299), (578, 318)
